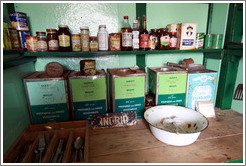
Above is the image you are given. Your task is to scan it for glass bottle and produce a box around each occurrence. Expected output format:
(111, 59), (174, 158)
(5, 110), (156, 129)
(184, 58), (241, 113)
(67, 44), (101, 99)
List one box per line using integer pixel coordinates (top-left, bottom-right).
(169, 31), (178, 50)
(89, 36), (98, 52)
(46, 29), (59, 52)
(36, 32), (48, 52)
(149, 29), (159, 50)
(98, 25), (109, 51)
(121, 16), (132, 51)
(159, 28), (170, 50)
(132, 19), (140, 50)
(57, 25), (72, 52)
(139, 15), (149, 50)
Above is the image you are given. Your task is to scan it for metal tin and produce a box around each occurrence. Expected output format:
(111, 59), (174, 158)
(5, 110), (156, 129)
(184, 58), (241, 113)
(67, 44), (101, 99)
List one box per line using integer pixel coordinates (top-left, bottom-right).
(9, 12), (29, 31)
(68, 69), (108, 121)
(195, 33), (205, 49)
(26, 36), (38, 52)
(72, 34), (81, 51)
(18, 30), (30, 48)
(80, 60), (96, 76)
(108, 68), (146, 119)
(186, 70), (218, 110)
(8, 28), (20, 49)
(212, 34), (223, 49)
(23, 70), (71, 124)
(204, 34), (213, 49)
(148, 66), (188, 106)
(109, 33), (121, 51)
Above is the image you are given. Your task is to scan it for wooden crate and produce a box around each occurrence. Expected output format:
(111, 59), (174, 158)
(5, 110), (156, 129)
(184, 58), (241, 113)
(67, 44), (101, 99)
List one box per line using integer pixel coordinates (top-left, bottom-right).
(3, 120), (89, 163)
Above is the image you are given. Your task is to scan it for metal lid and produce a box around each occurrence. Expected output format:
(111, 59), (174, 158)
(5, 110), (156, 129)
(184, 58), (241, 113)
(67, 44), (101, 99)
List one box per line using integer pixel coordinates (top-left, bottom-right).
(26, 36), (38, 39)
(58, 25), (68, 28)
(46, 29), (57, 33)
(99, 25), (106, 28)
(80, 26), (89, 30)
(124, 16), (128, 19)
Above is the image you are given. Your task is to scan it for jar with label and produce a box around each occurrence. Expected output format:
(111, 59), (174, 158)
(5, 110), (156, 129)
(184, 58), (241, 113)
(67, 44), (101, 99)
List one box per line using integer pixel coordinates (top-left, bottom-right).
(169, 32), (178, 50)
(109, 33), (121, 51)
(72, 34), (81, 52)
(149, 29), (159, 50)
(26, 36), (38, 52)
(89, 36), (98, 52)
(57, 25), (72, 52)
(98, 25), (108, 51)
(46, 29), (59, 52)
(80, 26), (90, 52)
(132, 19), (139, 50)
(159, 28), (170, 50)
(121, 16), (132, 51)
(36, 32), (48, 52)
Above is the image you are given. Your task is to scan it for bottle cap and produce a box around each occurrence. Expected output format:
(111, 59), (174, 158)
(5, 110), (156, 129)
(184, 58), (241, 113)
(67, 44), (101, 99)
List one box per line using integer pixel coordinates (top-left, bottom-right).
(124, 16), (128, 19)
(58, 25), (68, 28)
(99, 25), (106, 28)
(80, 26), (89, 30)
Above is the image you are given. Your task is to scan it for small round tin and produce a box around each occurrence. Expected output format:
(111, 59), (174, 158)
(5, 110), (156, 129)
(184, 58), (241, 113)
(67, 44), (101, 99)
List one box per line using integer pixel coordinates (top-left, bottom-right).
(26, 36), (38, 52)
(204, 34), (213, 49)
(212, 34), (223, 49)
(195, 33), (204, 49)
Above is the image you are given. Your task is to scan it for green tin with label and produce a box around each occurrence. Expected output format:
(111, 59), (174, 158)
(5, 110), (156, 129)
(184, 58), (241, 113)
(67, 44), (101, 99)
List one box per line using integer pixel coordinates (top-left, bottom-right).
(204, 34), (213, 49)
(212, 34), (223, 49)
(24, 70), (71, 124)
(148, 66), (188, 106)
(108, 68), (146, 119)
(68, 69), (108, 121)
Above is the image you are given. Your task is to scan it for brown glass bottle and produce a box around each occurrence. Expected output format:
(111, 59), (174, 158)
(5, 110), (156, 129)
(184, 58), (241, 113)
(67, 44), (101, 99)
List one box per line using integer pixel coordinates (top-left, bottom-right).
(57, 25), (72, 52)
(121, 16), (132, 51)
(46, 29), (59, 52)
(159, 28), (170, 50)
(139, 15), (149, 50)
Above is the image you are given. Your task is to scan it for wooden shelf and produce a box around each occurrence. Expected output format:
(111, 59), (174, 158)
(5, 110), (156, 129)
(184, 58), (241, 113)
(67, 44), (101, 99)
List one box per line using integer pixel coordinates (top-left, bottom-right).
(23, 49), (224, 57)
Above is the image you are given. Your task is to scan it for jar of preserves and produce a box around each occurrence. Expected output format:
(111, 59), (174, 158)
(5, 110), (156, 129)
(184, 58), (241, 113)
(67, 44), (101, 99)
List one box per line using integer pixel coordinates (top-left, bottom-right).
(46, 29), (59, 52)
(80, 26), (90, 52)
(109, 33), (121, 51)
(57, 25), (72, 52)
(36, 32), (48, 52)
(89, 36), (98, 52)
(72, 34), (81, 52)
(169, 32), (178, 50)
(149, 29), (159, 50)
(159, 28), (170, 50)
(98, 25), (108, 51)
(26, 36), (38, 52)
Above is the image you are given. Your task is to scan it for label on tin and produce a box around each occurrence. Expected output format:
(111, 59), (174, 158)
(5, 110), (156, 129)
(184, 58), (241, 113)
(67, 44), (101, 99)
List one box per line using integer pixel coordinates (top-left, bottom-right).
(72, 37), (81, 51)
(150, 35), (157, 49)
(38, 40), (48, 51)
(48, 40), (59, 50)
(160, 35), (170, 46)
(81, 34), (89, 51)
(19, 31), (30, 48)
(9, 12), (29, 30)
(26, 38), (38, 51)
(9, 29), (20, 48)
(58, 35), (70, 47)
(132, 31), (139, 49)
(140, 34), (149, 48)
(109, 37), (121, 51)
(122, 32), (132, 47)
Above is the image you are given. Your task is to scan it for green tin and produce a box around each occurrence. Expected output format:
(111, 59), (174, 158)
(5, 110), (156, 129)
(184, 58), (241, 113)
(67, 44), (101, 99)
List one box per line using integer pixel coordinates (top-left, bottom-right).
(204, 34), (213, 49)
(212, 34), (223, 49)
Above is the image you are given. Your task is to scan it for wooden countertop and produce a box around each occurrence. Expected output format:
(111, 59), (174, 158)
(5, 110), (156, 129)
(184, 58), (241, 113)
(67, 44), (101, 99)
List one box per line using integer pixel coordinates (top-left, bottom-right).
(88, 108), (243, 163)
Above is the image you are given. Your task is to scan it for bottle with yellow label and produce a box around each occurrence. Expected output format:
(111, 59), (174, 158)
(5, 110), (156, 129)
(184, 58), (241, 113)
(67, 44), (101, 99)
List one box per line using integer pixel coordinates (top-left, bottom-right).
(58, 25), (72, 52)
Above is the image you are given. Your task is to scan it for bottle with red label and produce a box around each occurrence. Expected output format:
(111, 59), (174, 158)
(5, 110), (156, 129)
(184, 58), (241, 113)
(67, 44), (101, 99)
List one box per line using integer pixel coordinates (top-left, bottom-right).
(139, 15), (149, 50)
(169, 31), (178, 50)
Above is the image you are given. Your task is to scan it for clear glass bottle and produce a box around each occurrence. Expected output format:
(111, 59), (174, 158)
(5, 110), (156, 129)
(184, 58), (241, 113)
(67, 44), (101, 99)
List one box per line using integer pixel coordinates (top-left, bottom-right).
(121, 16), (132, 51)
(132, 19), (140, 50)
(97, 25), (108, 51)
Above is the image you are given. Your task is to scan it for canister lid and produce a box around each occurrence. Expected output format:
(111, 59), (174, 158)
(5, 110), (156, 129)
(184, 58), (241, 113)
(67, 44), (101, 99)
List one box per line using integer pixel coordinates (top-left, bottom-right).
(26, 36), (38, 39)
(99, 25), (106, 28)
(80, 26), (89, 30)
(58, 25), (68, 28)
(46, 29), (57, 33)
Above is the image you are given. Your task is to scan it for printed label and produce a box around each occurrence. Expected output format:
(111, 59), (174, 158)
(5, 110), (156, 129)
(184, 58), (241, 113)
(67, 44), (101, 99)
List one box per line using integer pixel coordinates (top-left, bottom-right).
(38, 40), (48, 51)
(170, 37), (177, 48)
(90, 42), (98, 49)
(26, 39), (38, 50)
(140, 34), (149, 48)
(160, 35), (170, 46)
(150, 35), (157, 49)
(110, 37), (120, 50)
(81, 34), (89, 51)
(58, 35), (70, 47)
(195, 39), (204, 48)
(98, 33), (107, 49)
(72, 38), (81, 50)
(48, 40), (59, 50)
(180, 23), (197, 49)
(132, 31), (139, 49)
(122, 32), (132, 47)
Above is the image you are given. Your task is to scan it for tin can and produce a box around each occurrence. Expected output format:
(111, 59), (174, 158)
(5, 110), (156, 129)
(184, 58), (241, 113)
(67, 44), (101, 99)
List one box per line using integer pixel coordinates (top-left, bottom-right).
(80, 26), (89, 51)
(195, 33), (205, 49)
(80, 60), (96, 76)
(26, 36), (38, 52)
(18, 30), (30, 48)
(212, 34), (223, 49)
(204, 34), (213, 49)
(9, 12), (29, 31)
(72, 34), (81, 51)
(8, 28), (21, 49)
(109, 33), (121, 51)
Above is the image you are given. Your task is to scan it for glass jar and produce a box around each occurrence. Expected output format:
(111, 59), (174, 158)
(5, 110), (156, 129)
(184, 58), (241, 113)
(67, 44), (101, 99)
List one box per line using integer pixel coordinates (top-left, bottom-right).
(98, 25), (108, 51)
(80, 26), (90, 52)
(72, 34), (81, 52)
(169, 32), (178, 50)
(36, 32), (48, 52)
(89, 36), (98, 52)
(57, 25), (72, 52)
(149, 29), (159, 50)
(159, 28), (170, 50)
(46, 29), (59, 52)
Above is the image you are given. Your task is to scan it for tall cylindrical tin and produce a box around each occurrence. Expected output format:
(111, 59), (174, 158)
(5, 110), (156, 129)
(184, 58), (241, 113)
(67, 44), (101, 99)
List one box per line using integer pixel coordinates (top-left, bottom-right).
(204, 34), (213, 49)
(18, 30), (30, 48)
(195, 33), (205, 49)
(26, 36), (38, 52)
(212, 34), (223, 49)
(9, 12), (29, 30)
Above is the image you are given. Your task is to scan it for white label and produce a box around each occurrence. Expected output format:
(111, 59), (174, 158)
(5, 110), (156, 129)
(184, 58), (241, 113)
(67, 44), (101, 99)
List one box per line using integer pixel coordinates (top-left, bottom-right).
(132, 31), (139, 49)
(98, 33), (107, 49)
(122, 32), (132, 47)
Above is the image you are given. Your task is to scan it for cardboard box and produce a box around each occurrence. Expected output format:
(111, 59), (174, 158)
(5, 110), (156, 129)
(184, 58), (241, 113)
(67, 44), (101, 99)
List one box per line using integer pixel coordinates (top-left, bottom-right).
(177, 23), (197, 50)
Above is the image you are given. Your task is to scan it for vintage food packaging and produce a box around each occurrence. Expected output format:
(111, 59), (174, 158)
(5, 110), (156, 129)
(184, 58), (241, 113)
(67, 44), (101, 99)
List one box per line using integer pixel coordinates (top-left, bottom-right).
(24, 71), (71, 124)
(177, 23), (197, 50)
(148, 66), (188, 106)
(80, 60), (96, 76)
(9, 12), (29, 31)
(68, 69), (108, 121)
(186, 70), (217, 110)
(108, 68), (146, 119)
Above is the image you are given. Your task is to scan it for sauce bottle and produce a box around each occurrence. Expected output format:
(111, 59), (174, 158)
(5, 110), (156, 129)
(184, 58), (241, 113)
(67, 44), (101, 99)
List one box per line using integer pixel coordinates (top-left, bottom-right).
(159, 28), (170, 50)
(149, 29), (159, 50)
(169, 31), (178, 50)
(121, 16), (132, 51)
(140, 15), (149, 50)
(57, 25), (72, 52)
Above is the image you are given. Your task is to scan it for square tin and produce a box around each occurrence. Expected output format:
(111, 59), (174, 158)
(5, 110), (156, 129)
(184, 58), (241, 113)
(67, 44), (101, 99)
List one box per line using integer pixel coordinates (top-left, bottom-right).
(23, 70), (71, 124)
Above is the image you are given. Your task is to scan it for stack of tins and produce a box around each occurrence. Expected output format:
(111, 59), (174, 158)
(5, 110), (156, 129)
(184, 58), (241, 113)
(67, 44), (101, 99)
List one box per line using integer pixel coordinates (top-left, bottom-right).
(23, 70), (71, 124)
(108, 68), (146, 119)
(148, 66), (188, 106)
(9, 12), (30, 49)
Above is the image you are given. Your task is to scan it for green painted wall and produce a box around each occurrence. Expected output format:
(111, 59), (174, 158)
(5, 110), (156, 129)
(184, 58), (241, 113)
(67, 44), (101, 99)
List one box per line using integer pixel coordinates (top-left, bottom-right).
(3, 62), (35, 154)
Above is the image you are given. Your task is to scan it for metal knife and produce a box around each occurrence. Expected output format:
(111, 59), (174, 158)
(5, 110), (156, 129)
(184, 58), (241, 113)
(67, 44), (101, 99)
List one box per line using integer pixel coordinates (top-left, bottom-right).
(51, 139), (64, 163)
(38, 133), (46, 163)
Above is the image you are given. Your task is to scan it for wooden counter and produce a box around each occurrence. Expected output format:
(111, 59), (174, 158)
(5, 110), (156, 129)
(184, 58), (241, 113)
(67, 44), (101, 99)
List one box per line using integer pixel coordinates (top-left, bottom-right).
(88, 108), (243, 163)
